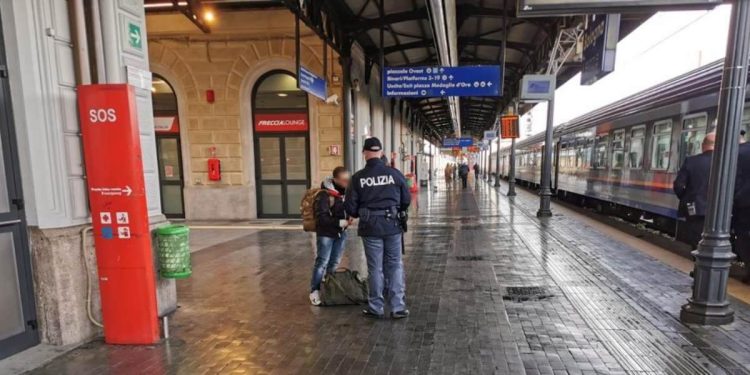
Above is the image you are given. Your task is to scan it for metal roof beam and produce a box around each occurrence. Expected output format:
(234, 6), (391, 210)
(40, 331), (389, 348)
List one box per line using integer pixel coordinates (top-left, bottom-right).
(382, 37), (532, 57)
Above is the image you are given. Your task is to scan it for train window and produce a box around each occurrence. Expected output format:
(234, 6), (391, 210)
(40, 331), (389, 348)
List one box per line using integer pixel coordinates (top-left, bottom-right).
(594, 135), (609, 169)
(742, 107), (750, 142)
(628, 126), (646, 169)
(651, 120), (673, 171)
(680, 113), (708, 162)
(611, 130), (625, 169)
(577, 137), (593, 169)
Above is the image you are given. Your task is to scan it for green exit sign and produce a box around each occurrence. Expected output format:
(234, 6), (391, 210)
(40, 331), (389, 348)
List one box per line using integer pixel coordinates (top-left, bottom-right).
(128, 22), (142, 50)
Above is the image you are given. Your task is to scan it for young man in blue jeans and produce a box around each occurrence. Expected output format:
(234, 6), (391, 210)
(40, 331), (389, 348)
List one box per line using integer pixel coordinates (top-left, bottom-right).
(309, 167), (351, 305)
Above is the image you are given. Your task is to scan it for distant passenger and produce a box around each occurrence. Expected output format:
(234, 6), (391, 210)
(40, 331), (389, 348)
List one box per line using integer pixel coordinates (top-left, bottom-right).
(673, 132), (715, 249)
(473, 163), (480, 181)
(308, 166), (351, 306)
(444, 164), (453, 183)
(734, 130), (750, 277)
(459, 163), (470, 189)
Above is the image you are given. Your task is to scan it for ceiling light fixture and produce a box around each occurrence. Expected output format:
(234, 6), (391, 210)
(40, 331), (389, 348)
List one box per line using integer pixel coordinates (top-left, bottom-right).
(203, 10), (216, 23)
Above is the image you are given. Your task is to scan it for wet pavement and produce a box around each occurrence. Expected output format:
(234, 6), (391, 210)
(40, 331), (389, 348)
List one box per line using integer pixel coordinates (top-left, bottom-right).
(26, 179), (750, 374)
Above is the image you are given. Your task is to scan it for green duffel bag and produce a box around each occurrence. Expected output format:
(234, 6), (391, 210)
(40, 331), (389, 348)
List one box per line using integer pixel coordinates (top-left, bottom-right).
(320, 268), (368, 306)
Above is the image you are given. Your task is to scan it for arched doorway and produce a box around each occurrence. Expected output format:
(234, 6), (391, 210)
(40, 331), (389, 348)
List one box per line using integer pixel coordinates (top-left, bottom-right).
(151, 75), (185, 218)
(252, 70), (311, 218)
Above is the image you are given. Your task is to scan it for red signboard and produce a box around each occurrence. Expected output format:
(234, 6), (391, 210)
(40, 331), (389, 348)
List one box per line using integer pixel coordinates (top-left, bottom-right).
(254, 112), (309, 133)
(77, 84), (159, 345)
(154, 116), (179, 134)
(500, 115), (520, 139)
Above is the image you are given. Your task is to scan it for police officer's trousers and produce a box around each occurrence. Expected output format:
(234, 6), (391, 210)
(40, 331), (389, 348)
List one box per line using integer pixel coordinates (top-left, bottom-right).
(362, 234), (406, 314)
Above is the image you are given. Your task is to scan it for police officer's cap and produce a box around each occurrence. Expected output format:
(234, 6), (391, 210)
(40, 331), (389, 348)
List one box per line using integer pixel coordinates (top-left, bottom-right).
(363, 137), (383, 152)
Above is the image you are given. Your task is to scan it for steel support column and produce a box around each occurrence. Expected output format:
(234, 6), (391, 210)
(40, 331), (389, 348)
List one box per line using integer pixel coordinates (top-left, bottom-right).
(295, 13), (300, 88)
(508, 138), (517, 196)
(537, 98), (555, 217)
(388, 99), (401, 156)
(680, 0), (750, 326)
(494, 134), (502, 186)
(496, 0), (507, 188)
(486, 146), (492, 182)
(341, 52), (354, 172)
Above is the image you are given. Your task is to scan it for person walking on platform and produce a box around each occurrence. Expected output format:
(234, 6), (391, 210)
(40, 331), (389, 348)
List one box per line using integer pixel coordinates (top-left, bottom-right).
(673, 132), (715, 249)
(308, 167), (351, 306)
(473, 163), (480, 183)
(734, 131), (750, 279)
(344, 137), (412, 319)
(444, 164), (453, 183)
(458, 162), (470, 189)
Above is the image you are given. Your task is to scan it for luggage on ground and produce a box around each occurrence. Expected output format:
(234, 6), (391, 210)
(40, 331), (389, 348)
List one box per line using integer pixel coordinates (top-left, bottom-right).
(320, 268), (368, 305)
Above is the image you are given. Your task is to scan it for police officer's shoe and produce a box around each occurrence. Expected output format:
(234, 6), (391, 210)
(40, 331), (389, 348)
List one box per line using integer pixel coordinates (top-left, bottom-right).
(391, 310), (410, 319)
(362, 309), (384, 319)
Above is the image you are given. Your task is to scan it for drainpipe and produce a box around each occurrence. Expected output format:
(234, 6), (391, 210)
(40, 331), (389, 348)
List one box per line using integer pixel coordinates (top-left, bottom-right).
(90, 0), (106, 83)
(70, 0), (91, 84)
(99, 0), (121, 82)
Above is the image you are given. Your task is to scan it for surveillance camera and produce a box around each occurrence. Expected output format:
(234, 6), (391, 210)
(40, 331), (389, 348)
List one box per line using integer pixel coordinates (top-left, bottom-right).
(325, 94), (340, 106)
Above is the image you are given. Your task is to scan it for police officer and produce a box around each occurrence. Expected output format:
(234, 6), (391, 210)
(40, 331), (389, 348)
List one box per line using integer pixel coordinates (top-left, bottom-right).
(345, 137), (411, 319)
(734, 130), (750, 279)
(673, 132), (715, 249)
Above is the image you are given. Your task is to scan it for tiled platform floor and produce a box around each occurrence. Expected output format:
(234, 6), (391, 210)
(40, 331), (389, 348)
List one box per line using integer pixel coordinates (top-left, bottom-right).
(26, 179), (750, 374)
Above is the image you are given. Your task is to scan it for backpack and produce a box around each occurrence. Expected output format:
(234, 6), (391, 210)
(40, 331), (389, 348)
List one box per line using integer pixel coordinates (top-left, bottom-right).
(300, 188), (334, 232)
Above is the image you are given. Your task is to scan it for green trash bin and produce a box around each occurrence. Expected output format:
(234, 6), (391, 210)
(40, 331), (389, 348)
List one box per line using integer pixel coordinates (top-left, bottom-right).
(156, 225), (191, 279)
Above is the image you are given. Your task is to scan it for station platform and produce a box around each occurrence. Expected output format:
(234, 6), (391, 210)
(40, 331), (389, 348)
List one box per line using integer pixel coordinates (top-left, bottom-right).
(23, 178), (750, 375)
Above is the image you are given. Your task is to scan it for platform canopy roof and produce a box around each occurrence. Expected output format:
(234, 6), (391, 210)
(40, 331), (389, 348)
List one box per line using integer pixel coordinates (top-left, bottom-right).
(145, 0), (652, 141)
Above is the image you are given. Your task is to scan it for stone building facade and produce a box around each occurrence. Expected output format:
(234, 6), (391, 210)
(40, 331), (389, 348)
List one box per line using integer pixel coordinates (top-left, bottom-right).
(146, 9), (346, 220)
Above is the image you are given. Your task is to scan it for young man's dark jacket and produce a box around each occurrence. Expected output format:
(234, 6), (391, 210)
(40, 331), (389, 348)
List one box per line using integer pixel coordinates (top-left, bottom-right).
(315, 177), (347, 238)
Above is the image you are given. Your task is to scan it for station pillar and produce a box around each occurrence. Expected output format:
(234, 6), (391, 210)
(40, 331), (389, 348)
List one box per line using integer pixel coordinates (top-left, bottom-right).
(680, 0), (750, 326)
(507, 138), (517, 197)
(537, 98), (555, 217)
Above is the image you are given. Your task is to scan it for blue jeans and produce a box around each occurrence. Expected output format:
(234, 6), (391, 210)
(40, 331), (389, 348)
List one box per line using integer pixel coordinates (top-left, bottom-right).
(362, 234), (406, 314)
(310, 232), (347, 291)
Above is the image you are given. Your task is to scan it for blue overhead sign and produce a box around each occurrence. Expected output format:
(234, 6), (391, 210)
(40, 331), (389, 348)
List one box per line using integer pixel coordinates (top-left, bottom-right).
(298, 65), (327, 100)
(581, 14), (620, 86)
(442, 137), (474, 148)
(383, 66), (502, 98)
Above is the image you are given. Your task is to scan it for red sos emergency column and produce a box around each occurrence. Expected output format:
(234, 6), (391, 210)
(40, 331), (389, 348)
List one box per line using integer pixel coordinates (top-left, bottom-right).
(78, 84), (160, 344)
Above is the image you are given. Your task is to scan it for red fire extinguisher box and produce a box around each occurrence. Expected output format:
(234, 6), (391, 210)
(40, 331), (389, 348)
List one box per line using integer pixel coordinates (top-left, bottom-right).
(77, 84), (160, 344)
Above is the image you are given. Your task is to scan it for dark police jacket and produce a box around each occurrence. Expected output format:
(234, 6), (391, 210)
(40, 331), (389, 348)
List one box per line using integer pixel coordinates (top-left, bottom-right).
(673, 150), (712, 218)
(344, 158), (411, 237)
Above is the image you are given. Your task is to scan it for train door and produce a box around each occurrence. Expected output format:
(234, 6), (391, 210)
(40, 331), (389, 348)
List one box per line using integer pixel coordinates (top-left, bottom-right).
(0, 13), (39, 357)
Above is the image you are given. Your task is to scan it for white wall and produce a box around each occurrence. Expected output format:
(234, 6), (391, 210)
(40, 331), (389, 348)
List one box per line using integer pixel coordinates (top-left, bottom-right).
(2, 0), (162, 228)
(2, 0), (88, 228)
